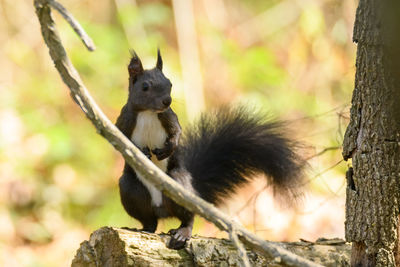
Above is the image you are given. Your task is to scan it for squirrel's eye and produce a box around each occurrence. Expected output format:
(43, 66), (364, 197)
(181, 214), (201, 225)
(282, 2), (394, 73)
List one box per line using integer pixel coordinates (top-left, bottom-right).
(142, 82), (149, 91)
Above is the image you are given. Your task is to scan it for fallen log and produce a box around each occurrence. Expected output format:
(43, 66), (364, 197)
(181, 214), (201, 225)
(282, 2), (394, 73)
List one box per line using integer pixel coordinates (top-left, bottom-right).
(71, 227), (351, 267)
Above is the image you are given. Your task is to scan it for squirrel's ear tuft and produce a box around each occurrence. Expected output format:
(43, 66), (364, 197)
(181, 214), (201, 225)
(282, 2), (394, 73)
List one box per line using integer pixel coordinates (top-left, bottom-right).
(156, 48), (163, 71)
(128, 50), (144, 77)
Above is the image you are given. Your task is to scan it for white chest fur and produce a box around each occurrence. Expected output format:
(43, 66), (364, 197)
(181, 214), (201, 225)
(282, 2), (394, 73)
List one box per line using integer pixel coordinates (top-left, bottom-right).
(131, 111), (168, 207)
(132, 111), (167, 150)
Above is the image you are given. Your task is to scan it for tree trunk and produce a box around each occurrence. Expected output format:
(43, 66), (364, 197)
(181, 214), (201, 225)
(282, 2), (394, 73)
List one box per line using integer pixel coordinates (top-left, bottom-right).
(71, 227), (350, 267)
(342, 0), (400, 266)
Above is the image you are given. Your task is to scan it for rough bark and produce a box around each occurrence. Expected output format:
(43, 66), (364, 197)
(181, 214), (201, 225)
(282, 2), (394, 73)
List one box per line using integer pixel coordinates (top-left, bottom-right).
(343, 0), (400, 266)
(71, 227), (351, 267)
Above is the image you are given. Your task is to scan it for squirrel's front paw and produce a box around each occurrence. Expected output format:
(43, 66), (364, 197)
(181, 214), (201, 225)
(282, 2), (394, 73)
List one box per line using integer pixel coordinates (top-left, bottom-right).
(141, 146), (152, 159)
(152, 148), (170, 160)
(152, 142), (173, 160)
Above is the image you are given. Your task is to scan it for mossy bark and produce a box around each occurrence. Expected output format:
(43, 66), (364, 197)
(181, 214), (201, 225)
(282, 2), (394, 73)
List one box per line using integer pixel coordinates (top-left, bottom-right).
(343, 0), (400, 266)
(71, 227), (350, 267)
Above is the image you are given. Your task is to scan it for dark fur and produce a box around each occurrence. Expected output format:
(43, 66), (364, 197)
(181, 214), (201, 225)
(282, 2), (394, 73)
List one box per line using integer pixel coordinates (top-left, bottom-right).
(116, 50), (304, 250)
(126, 49), (172, 112)
(180, 106), (304, 204)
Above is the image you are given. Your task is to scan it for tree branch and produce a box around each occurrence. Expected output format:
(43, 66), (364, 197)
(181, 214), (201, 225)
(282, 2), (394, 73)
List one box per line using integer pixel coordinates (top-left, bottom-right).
(47, 0), (95, 51)
(33, 1), (321, 266)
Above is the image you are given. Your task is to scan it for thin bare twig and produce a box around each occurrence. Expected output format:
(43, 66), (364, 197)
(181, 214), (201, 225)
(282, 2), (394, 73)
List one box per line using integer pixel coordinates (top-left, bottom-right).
(299, 159), (344, 187)
(33, 1), (321, 266)
(306, 146), (341, 160)
(229, 225), (251, 267)
(234, 184), (268, 216)
(297, 178), (346, 215)
(286, 104), (350, 123)
(47, 0), (95, 51)
(252, 186), (264, 234)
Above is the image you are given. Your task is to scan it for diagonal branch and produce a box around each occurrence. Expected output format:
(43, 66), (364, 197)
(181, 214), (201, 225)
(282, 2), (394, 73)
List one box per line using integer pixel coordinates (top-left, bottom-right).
(33, 1), (321, 266)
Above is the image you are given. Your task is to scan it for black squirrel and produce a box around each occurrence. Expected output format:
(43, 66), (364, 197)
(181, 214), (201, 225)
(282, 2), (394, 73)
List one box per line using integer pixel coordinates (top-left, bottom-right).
(116, 50), (304, 250)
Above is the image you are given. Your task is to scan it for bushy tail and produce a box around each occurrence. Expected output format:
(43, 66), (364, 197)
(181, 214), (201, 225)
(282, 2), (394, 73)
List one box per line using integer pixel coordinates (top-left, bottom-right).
(180, 106), (305, 205)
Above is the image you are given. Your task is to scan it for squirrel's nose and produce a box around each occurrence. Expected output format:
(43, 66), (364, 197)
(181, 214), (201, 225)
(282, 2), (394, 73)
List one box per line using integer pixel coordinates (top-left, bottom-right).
(162, 97), (172, 107)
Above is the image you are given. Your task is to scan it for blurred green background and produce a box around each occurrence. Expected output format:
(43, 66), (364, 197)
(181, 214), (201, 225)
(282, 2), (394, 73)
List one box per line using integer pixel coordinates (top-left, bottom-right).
(0, 0), (356, 266)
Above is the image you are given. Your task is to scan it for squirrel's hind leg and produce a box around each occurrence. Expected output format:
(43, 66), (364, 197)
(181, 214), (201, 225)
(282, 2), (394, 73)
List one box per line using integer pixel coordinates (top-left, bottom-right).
(140, 217), (158, 233)
(119, 168), (159, 233)
(165, 167), (196, 249)
(121, 218), (157, 233)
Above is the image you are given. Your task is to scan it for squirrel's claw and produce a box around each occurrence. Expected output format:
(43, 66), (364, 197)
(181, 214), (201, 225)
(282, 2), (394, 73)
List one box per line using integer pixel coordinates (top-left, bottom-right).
(152, 148), (169, 160)
(152, 142), (173, 160)
(141, 146), (152, 159)
(167, 227), (191, 250)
